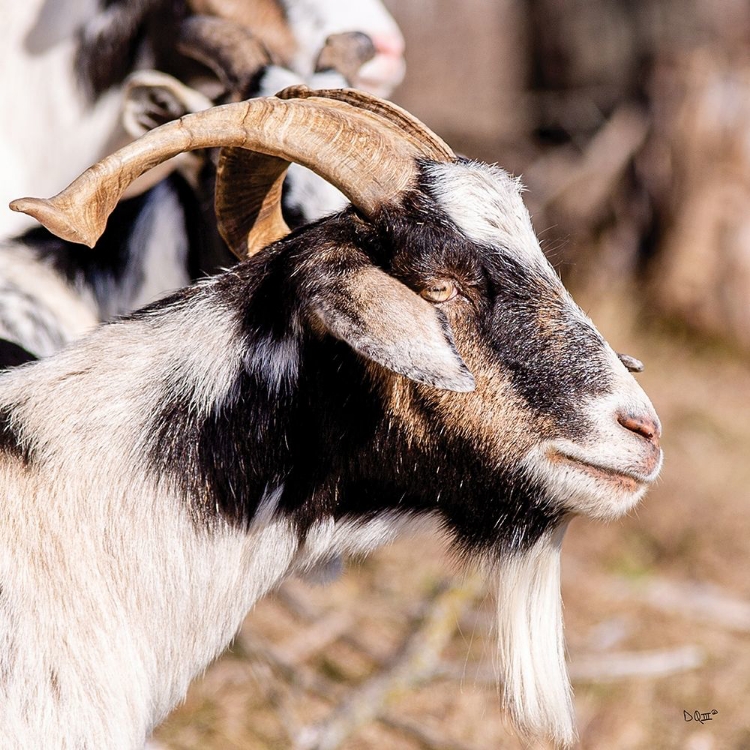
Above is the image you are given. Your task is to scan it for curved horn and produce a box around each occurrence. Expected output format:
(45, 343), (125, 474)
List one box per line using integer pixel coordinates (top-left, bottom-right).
(11, 90), (454, 258)
(186, 0), (297, 67)
(216, 85), (455, 257)
(217, 148), (291, 257)
(177, 15), (271, 99)
(277, 85), (454, 161)
(617, 353), (644, 373)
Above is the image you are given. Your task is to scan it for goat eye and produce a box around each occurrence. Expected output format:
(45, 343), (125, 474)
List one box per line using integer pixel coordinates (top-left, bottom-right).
(420, 280), (457, 303)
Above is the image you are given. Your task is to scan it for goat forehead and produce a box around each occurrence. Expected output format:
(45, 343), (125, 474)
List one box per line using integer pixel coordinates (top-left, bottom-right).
(424, 161), (548, 270)
(420, 161), (606, 356)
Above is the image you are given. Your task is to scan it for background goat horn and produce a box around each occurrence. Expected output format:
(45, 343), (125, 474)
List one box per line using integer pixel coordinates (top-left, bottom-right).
(10, 90), (455, 257)
(176, 15), (272, 100)
(314, 32), (377, 84)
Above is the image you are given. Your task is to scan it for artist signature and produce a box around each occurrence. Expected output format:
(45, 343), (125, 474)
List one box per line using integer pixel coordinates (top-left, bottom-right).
(684, 709), (718, 724)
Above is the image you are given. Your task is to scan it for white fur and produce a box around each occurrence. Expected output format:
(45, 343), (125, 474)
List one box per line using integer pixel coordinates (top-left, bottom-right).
(285, 163), (349, 222)
(298, 511), (441, 572)
(94, 181), (192, 320)
(523, 346), (662, 521)
(255, 63), (306, 96)
(493, 524), (575, 747)
(282, 0), (405, 95)
(0, 293), (430, 745)
(125, 183), (192, 311)
(356, 52), (407, 99)
(0, 178), (191, 360)
(429, 161), (663, 521)
(0, 291), (277, 746)
(0, 460), (300, 747)
(0, 243), (98, 356)
(0, 0), (124, 240)
(426, 161), (551, 272)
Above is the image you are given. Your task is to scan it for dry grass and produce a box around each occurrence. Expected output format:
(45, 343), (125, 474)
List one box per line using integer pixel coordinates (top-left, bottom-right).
(153, 290), (750, 750)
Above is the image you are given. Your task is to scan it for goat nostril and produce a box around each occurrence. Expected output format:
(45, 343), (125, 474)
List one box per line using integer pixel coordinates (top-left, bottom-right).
(618, 413), (661, 444)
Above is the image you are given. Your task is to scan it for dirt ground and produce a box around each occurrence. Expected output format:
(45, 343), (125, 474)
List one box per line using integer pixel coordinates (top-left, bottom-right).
(153, 288), (750, 750)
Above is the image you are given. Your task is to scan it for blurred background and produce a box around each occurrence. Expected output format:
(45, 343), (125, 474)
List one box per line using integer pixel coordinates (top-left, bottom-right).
(147, 0), (748, 747)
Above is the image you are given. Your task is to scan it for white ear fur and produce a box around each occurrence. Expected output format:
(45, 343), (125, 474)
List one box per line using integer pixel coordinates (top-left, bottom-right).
(493, 523), (576, 747)
(314, 265), (475, 393)
(122, 70), (214, 139)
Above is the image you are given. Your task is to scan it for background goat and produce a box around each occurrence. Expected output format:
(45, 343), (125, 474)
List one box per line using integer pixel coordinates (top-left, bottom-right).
(0, 0), (404, 240)
(0, 20), (376, 367)
(6, 88), (663, 748)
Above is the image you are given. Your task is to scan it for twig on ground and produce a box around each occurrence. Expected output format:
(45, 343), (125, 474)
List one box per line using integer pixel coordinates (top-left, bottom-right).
(569, 645), (705, 682)
(276, 611), (355, 665)
(637, 577), (750, 633)
(563, 558), (750, 633)
(274, 585), (392, 665)
(295, 575), (485, 750)
(380, 713), (487, 750)
(436, 643), (704, 685)
(234, 630), (343, 701)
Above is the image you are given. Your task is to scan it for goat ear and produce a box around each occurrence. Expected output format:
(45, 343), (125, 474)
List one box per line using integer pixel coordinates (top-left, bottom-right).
(120, 71), (212, 199)
(313, 265), (475, 392)
(122, 71), (213, 138)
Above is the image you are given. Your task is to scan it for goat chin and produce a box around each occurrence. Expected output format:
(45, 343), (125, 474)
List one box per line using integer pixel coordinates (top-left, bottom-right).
(492, 521), (575, 748)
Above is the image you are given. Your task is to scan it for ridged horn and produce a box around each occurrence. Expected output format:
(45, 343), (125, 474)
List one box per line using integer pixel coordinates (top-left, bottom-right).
(186, 0), (297, 67)
(216, 86), (456, 257)
(277, 86), (454, 161)
(11, 90), (454, 260)
(217, 148), (291, 257)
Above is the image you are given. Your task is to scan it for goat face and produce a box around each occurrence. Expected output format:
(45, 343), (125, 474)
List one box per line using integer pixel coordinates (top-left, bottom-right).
(277, 0), (405, 95)
(282, 159), (661, 555)
(270, 158), (661, 747)
(414, 162), (661, 528)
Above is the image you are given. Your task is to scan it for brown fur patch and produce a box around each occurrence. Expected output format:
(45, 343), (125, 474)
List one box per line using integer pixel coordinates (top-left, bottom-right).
(381, 299), (545, 468)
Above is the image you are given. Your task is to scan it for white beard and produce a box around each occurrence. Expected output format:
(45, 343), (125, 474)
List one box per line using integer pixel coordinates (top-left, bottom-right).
(492, 521), (575, 747)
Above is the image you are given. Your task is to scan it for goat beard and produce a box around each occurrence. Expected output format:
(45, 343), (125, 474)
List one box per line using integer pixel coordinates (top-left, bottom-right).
(492, 520), (576, 748)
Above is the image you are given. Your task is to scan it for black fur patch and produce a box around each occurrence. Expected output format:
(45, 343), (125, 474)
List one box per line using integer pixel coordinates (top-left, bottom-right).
(143, 209), (567, 555)
(170, 167), (237, 278)
(378, 171), (614, 437)
(278, 332), (564, 554)
(0, 407), (31, 464)
(0, 340), (37, 370)
(20, 187), (152, 316)
(75, 0), (165, 98)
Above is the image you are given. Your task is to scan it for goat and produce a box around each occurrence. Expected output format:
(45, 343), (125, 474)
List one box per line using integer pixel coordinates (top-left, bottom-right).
(0, 1), (397, 365)
(187, 0), (405, 96)
(6, 88), (662, 748)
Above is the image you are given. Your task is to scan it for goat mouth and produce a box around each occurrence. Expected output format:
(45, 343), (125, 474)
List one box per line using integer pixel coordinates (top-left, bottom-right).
(546, 450), (653, 490)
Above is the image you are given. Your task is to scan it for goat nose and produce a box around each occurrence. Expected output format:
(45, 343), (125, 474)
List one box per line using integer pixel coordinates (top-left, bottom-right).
(617, 413), (661, 446)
